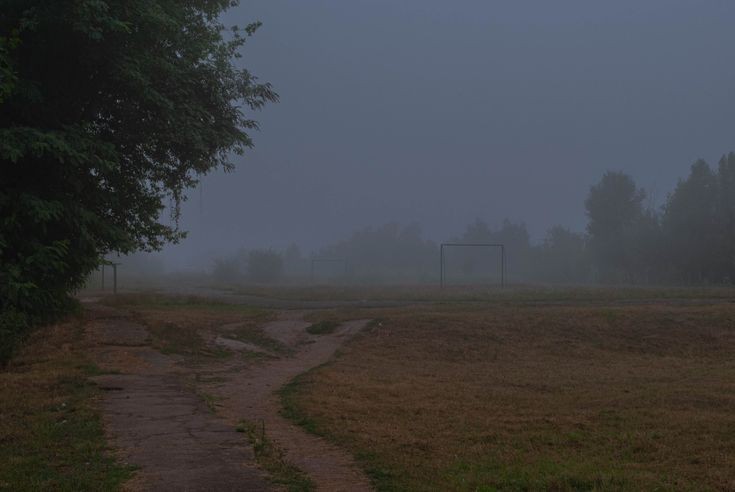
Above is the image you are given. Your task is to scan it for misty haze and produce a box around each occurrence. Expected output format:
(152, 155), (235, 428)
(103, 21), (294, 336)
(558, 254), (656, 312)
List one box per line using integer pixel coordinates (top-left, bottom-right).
(2, 1), (735, 490)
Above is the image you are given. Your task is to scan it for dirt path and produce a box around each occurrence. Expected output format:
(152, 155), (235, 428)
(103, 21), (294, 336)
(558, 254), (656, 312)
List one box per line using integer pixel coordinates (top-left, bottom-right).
(204, 313), (374, 492)
(85, 303), (272, 491)
(85, 301), (372, 491)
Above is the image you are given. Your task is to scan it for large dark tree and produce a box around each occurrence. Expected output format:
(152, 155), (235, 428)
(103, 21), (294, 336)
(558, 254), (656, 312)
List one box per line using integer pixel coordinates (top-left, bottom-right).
(0, 1), (276, 348)
(662, 160), (719, 283)
(585, 171), (647, 282)
(534, 225), (590, 284)
(320, 223), (437, 283)
(715, 153), (735, 281)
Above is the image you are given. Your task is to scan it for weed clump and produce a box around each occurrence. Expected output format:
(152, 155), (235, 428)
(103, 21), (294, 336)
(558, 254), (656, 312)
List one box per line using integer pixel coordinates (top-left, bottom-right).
(237, 419), (314, 491)
(305, 321), (339, 335)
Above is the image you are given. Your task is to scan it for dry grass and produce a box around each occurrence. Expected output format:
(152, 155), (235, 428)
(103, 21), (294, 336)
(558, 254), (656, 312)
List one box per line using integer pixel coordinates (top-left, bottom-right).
(102, 293), (279, 359)
(0, 317), (133, 490)
(283, 302), (735, 491)
(230, 284), (735, 304)
(236, 420), (315, 491)
(306, 320), (341, 335)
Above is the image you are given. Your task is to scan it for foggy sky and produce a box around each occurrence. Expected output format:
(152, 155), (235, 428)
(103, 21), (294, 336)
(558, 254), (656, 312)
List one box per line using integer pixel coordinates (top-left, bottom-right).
(163, 0), (735, 269)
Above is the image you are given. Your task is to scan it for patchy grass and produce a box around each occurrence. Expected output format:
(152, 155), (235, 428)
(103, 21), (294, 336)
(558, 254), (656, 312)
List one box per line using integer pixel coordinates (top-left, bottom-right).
(197, 390), (224, 413)
(305, 320), (340, 335)
(237, 419), (315, 492)
(102, 294), (278, 360)
(0, 318), (134, 491)
(100, 292), (261, 311)
(281, 373), (323, 436)
(227, 323), (292, 355)
(145, 320), (231, 358)
(281, 300), (735, 491)
(226, 284), (735, 304)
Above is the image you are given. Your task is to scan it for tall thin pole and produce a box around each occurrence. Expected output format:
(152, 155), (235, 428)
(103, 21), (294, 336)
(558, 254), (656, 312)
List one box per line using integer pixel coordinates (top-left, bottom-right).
(440, 244), (444, 288)
(101, 264), (105, 291)
(113, 264), (117, 295)
(501, 246), (505, 288)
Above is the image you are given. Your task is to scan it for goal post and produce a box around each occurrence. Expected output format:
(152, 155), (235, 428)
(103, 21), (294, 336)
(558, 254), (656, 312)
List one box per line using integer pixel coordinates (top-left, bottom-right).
(440, 243), (506, 288)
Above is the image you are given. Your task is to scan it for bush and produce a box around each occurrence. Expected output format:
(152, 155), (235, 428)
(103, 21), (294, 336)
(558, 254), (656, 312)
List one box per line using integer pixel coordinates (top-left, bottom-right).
(306, 320), (339, 335)
(0, 291), (78, 366)
(247, 249), (283, 283)
(0, 309), (30, 366)
(212, 257), (243, 284)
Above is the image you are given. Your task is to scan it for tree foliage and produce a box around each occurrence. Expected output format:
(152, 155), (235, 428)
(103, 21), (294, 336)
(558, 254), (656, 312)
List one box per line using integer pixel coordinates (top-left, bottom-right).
(247, 249), (283, 284)
(533, 226), (589, 284)
(583, 156), (735, 284)
(319, 223), (437, 283)
(585, 171), (648, 281)
(661, 157), (735, 283)
(457, 218), (532, 281)
(0, 0), (276, 359)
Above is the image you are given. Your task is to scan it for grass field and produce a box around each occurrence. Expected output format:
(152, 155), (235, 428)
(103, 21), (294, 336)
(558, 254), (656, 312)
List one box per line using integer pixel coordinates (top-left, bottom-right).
(228, 284), (735, 304)
(0, 316), (133, 491)
(282, 299), (735, 491)
(101, 293), (280, 359)
(4, 287), (735, 490)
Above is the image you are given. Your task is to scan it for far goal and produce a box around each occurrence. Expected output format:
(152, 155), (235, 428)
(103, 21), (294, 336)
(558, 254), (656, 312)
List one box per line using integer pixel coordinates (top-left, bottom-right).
(439, 243), (506, 288)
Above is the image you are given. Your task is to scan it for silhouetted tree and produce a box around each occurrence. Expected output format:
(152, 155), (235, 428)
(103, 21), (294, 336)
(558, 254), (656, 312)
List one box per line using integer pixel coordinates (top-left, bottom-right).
(457, 218), (531, 282)
(627, 209), (663, 283)
(212, 257), (243, 284)
(534, 226), (590, 283)
(585, 171), (646, 282)
(319, 223), (436, 283)
(715, 153), (735, 281)
(283, 243), (307, 277)
(247, 249), (283, 283)
(662, 160), (719, 283)
(0, 0), (276, 358)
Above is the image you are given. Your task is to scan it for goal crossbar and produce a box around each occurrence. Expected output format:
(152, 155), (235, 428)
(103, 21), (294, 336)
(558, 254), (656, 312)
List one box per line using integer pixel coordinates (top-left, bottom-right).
(440, 243), (506, 288)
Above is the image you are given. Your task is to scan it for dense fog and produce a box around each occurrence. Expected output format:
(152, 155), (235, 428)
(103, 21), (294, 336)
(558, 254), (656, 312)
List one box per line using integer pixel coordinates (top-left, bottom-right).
(124, 1), (735, 286)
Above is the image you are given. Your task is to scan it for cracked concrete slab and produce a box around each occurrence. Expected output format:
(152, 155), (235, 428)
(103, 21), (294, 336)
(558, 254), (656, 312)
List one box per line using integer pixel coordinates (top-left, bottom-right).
(86, 306), (272, 492)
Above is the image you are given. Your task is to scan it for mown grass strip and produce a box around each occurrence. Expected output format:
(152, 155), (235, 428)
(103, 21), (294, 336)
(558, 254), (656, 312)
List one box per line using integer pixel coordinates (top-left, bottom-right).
(0, 318), (135, 491)
(279, 363), (400, 492)
(236, 419), (314, 492)
(101, 292), (272, 315)
(279, 304), (731, 491)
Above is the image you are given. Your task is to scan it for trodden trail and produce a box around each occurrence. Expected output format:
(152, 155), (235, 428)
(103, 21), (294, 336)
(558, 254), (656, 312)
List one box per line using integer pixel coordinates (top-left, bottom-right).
(84, 299), (373, 491)
(85, 302), (271, 491)
(204, 313), (374, 492)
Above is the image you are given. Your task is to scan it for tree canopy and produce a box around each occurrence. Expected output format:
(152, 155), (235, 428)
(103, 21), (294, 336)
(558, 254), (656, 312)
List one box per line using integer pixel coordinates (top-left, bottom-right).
(584, 171), (647, 281)
(0, 0), (276, 355)
(584, 157), (735, 284)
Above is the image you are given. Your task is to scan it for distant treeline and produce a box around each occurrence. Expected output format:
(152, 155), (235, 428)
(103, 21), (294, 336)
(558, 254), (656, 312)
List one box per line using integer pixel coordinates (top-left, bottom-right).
(314, 218), (585, 285)
(586, 152), (735, 284)
(214, 152), (735, 286)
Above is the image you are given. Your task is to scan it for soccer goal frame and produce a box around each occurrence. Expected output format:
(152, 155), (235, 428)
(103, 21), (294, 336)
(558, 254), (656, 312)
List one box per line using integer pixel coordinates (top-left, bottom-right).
(439, 243), (506, 288)
(310, 257), (347, 282)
